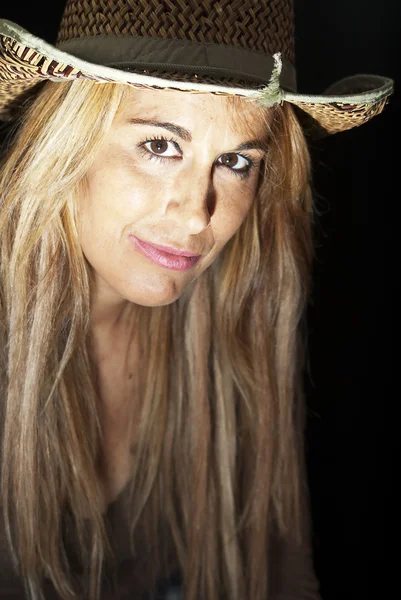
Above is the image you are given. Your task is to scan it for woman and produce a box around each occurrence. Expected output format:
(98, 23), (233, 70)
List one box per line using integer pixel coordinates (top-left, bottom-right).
(0, 1), (393, 599)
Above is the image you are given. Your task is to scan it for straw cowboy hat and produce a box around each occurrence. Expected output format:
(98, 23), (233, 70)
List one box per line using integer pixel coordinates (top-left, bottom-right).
(0, 0), (394, 135)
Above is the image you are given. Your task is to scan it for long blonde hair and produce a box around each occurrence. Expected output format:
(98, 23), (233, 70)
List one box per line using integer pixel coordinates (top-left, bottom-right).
(0, 79), (313, 600)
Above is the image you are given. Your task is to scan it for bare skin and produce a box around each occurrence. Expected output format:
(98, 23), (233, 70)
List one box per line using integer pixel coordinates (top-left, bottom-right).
(78, 87), (269, 504)
(90, 319), (140, 506)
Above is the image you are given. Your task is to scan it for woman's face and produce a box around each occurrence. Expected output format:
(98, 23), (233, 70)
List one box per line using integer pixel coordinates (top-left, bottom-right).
(78, 87), (268, 307)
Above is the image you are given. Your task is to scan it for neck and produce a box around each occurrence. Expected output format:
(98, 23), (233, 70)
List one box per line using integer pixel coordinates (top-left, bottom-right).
(88, 279), (140, 404)
(90, 277), (136, 335)
(88, 280), (141, 370)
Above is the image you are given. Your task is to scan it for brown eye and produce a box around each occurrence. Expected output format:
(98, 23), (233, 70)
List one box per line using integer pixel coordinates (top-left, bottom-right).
(217, 153), (251, 174)
(220, 153), (239, 167)
(149, 140), (168, 154)
(141, 139), (180, 158)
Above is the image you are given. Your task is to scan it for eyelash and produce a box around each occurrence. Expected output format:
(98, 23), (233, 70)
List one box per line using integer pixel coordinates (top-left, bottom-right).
(137, 134), (256, 180)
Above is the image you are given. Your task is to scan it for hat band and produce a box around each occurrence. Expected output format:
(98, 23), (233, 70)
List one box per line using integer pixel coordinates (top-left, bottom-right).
(57, 35), (297, 92)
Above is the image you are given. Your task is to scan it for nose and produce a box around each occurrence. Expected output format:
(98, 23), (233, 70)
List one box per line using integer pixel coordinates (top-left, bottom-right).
(163, 163), (215, 235)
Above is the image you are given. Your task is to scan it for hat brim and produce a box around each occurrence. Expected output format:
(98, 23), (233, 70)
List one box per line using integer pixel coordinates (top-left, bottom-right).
(0, 19), (394, 136)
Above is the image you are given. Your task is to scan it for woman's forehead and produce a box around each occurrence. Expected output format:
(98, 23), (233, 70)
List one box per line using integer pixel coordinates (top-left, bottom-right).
(117, 86), (269, 137)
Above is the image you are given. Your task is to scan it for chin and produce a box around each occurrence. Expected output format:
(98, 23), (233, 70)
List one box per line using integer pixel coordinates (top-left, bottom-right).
(121, 280), (185, 307)
(129, 295), (181, 308)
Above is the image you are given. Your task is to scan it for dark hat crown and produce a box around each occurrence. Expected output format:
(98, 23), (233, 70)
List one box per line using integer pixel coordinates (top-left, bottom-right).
(56, 0), (295, 66)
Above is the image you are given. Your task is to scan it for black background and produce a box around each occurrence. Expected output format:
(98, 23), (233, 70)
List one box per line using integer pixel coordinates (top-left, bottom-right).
(294, 3), (399, 599)
(0, 2), (399, 599)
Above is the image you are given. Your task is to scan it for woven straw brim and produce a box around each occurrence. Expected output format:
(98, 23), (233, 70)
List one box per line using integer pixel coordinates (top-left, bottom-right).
(0, 22), (394, 136)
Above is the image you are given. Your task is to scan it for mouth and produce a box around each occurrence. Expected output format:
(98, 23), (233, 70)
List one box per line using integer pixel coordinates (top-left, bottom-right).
(130, 236), (201, 271)
(137, 239), (201, 257)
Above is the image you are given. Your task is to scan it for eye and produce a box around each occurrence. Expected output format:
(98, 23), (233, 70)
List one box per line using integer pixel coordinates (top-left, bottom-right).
(217, 153), (251, 173)
(139, 137), (181, 159)
(137, 135), (256, 180)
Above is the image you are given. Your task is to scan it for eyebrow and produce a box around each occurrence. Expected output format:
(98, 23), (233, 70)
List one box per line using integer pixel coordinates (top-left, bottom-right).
(128, 118), (268, 153)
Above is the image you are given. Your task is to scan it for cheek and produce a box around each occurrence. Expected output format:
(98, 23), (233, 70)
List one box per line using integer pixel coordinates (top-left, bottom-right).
(214, 189), (255, 241)
(83, 161), (152, 232)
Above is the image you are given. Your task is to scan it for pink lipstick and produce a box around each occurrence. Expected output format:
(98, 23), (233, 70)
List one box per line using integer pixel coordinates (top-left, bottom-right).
(130, 236), (201, 271)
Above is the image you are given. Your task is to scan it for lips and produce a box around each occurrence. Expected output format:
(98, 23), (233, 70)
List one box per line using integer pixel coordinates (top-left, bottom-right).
(137, 239), (201, 258)
(130, 235), (201, 271)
